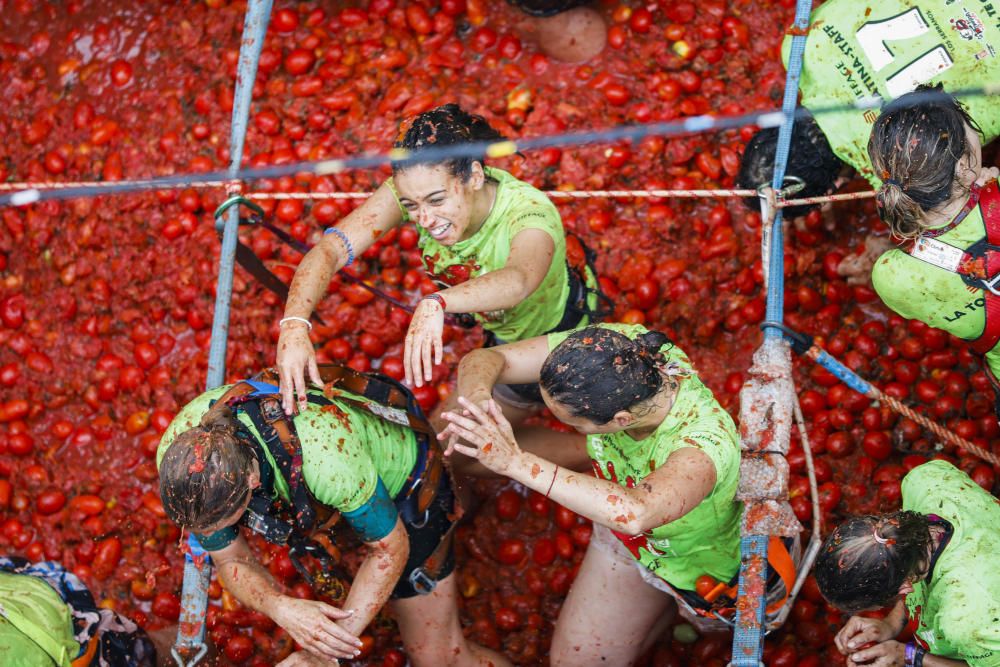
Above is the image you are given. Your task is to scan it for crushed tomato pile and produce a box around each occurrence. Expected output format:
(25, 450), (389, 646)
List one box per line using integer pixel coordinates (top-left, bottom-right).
(0, 1), (997, 665)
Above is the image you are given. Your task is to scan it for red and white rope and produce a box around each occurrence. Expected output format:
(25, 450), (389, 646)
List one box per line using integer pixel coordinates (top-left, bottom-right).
(0, 180), (877, 208)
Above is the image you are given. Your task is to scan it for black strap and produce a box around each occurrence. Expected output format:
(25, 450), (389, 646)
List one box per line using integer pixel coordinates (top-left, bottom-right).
(236, 398), (316, 533)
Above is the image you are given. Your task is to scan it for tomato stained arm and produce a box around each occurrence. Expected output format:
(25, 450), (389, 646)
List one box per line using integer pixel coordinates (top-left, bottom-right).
(506, 447), (717, 535)
(209, 533), (290, 617)
(922, 655), (968, 666)
(456, 336), (551, 400)
(435, 227), (555, 313)
(283, 182), (403, 321)
(335, 516), (409, 637)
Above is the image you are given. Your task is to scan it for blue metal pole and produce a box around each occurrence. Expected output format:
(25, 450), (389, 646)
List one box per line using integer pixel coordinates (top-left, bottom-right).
(732, 0), (813, 664)
(762, 0), (814, 339)
(173, 2), (272, 665)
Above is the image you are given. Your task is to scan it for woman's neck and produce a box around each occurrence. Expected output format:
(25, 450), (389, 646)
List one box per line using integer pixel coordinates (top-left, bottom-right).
(921, 192), (972, 229)
(464, 177), (498, 240)
(624, 380), (680, 441)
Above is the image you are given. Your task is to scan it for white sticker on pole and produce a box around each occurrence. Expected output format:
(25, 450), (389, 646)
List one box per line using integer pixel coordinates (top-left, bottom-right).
(909, 237), (965, 272)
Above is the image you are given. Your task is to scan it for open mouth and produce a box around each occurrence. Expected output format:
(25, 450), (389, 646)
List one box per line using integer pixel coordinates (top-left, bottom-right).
(429, 221), (453, 240)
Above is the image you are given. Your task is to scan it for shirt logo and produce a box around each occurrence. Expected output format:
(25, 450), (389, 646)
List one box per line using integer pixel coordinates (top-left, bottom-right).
(950, 9), (985, 41)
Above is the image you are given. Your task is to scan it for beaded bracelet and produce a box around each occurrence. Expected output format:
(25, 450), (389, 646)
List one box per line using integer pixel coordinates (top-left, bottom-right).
(423, 293), (447, 310)
(324, 226), (355, 267)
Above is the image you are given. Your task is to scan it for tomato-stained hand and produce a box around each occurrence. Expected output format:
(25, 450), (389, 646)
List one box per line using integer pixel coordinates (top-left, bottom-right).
(277, 323), (323, 415)
(439, 398), (522, 475)
(404, 297), (444, 387)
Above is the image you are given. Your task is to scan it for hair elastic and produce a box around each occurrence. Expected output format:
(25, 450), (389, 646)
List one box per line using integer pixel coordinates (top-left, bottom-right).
(872, 525), (891, 545)
(883, 178), (905, 189)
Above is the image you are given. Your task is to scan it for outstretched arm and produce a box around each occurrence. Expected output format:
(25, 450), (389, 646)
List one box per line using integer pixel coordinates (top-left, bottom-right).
(278, 183), (403, 413)
(441, 398), (717, 535)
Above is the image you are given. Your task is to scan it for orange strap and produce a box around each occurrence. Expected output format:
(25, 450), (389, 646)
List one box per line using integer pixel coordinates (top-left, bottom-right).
(696, 536), (797, 618)
(70, 636), (99, 667)
(763, 535), (797, 615)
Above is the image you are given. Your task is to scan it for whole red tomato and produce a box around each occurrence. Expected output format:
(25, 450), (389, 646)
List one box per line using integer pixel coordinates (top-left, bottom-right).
(496, 538), (527, 566)
(495, 489), (522, 521)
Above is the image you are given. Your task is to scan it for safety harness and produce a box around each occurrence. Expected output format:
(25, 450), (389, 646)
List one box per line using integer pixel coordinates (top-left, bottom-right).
(211, 364), (453, 597)
(906, 179), (1000, 355)
(676, 536), (798, 626)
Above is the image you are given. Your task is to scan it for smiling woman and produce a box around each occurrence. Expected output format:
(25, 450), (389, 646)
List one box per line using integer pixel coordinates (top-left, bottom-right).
(277, 104), (602, 420)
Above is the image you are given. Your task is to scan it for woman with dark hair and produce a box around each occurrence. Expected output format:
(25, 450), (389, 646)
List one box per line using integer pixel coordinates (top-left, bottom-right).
(157, 376), (509, 667)
(738, 0), (1000, 205)
(278, 103), (600, 421)
(867, 85), (1000, 391)
(815, 460), (1000, 666)
(737, 0), (1000, 280)
(438, 324), (742, 665)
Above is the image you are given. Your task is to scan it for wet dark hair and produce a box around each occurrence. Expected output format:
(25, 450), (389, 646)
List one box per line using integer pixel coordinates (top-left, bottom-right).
(869, 84), (982, 239)
(814, 511), (932, 613)
(391, 103), (506, 181)
(158, 402), (256, 532)
(737, 112), (843, 219)
(539, 326), (675, 425)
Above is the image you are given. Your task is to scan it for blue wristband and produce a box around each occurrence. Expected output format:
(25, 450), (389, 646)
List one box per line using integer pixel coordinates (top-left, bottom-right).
(324, 226), (355, 267)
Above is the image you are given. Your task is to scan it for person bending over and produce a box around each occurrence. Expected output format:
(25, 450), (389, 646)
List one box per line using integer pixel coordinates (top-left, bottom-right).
(738, 0), (1000, 279)
(439, 324), (742, 666)
(157, 372), (508, 667)
(815, 460), (1000, 667)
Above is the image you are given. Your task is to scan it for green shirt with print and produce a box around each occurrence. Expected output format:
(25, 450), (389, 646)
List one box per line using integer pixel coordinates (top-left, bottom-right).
(0, 571), (78, 667)
(870, 194), (1000, 376)
(902, 460), (1000, 666)
(157, 385), (418, 547)
(546, 323), (742, 590)
(389, 166), (571, 341)
(784, 0), (1000, 188)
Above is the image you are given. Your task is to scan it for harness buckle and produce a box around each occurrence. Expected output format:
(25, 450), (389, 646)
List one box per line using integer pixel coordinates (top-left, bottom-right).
(408, 567), (437, 595)
(409, 509), (431, 529)
(982, 274), (1000, 296)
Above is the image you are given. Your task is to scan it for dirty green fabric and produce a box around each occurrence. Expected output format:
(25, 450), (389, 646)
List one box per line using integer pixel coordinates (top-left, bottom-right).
(871, 200), (1000, 377)
(784, 0), (1000, 187)
(902, 460), (1000, 666)
(158, 385), (418, 513)
(546, 323), (742, 589)
(0, 571), (78, 667)
(389, 166), (571, 340)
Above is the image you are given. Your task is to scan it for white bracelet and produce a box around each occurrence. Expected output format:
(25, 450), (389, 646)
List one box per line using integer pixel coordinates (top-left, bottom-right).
(279, 316), (313, 331)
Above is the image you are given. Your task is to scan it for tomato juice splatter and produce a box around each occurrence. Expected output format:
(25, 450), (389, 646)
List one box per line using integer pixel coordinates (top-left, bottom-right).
(0, 1), (997, 665)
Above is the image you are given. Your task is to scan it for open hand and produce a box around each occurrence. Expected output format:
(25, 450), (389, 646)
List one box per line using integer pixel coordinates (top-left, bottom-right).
(277, 323), (322, 415)
(404, 298), (445, 387)
(439, 398), (521, 475)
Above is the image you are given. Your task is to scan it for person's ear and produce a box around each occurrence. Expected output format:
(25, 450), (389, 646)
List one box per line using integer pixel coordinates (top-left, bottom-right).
(612, 410), (634, 429)
(248, 460), (261, 491)
(897, 578), (915, 596)
(469, 161), (486, 190)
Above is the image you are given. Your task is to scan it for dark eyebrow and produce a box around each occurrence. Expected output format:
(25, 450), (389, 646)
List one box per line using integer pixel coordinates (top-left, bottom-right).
(399, 190), (446, 203)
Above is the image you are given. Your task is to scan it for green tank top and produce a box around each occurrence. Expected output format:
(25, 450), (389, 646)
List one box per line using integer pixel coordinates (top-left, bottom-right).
(158, 385), (418, 514)
(870, 195), (1000, 376)
(902, 461), (1000, 666)
(784, 0), (1000, 187)
(546, 323), (742, 590)
(388, 166), (571, 341)
(0, 571), (78, 667)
